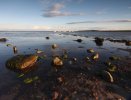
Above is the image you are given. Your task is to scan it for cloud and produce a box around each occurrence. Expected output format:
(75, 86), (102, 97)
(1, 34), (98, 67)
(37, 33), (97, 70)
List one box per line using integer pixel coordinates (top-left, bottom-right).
(40, 0), (84, 5)
(67, 19), (131, 24)
(42, 3), (84, 17)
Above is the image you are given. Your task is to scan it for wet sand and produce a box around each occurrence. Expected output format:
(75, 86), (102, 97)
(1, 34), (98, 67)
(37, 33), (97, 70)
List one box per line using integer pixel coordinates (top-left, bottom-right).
(0, 32), (131, 100)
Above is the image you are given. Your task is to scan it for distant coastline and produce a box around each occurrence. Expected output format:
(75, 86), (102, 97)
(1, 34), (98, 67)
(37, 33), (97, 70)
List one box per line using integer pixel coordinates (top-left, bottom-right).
(0, 30), (131, 32)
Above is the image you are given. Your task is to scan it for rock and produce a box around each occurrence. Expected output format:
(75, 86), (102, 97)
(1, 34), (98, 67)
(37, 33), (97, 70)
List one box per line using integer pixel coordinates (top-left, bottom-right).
(0, 38), (7, 42)
(24, 76), (39, 84)
(105, 61), (111, 66)
(125, 41), (131, 46)
(35, 49), (43, 54)
(92, 53), (99, 60)
(94, 37), (104, 46)
(102, 70), (114, 83)
(57, 76), (64, 83)
(73, 57), (77, 61)
(52, 44), (58, 49)
(13, 46), (18, 54)
(6, 55), (38, 70)
(53, 57), (63, 66)
(108, 64), (117, 72)
(52, 91), (59, 100)
(62, 54), (68, 59)
(45, 37), (50, 39)
(6, 43), (13, 47)
(87, 49), (95, 53)
(74, 39), (82, 43)
(109, 56), (120, 60)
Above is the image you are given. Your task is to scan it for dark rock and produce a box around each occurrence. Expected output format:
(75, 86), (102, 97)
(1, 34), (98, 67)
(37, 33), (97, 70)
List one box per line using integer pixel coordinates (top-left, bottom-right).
(13, 46), (18, 54)
(6, 55), (38, 70)
(0, 38), (7, 42)
(74, 39), (82, 43)
(46, 37), (50, 39)
(94, 37), (104, 46)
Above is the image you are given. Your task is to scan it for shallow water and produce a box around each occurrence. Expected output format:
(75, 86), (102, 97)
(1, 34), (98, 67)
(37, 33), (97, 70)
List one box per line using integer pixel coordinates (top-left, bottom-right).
(0, 31), (131, 99)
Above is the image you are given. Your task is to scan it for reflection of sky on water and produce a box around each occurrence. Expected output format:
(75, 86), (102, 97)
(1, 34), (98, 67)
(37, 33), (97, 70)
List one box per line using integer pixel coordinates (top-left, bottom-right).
(0, 31), (131, 98)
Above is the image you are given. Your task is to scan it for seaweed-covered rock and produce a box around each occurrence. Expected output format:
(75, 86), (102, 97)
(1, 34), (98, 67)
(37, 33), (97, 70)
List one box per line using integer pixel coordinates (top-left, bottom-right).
(6, 55), (38, 70)
(0, 38), (7, 42)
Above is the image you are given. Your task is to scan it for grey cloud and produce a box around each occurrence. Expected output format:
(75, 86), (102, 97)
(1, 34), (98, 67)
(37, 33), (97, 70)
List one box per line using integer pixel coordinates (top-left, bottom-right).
(67, 19), (131, 24)
(43, 3), (84, 17)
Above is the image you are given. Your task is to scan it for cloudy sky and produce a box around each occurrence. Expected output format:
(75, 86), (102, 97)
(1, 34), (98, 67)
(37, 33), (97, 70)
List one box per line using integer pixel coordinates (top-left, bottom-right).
(0, 0), (131, 31)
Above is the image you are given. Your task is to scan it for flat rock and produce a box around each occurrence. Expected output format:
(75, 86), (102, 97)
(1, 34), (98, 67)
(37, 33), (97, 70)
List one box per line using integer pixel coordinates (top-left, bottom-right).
(6, 55), (38, 70)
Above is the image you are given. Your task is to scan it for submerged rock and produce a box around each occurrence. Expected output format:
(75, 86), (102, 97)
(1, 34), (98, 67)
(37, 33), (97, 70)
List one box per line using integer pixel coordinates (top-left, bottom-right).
(0, 38), (7, 42)
(108, 64), (117, 72)
(53, 57), (63, 66)
(109, 56), (120, 61)
(94, 37), (104, 46)
(6, 55), (38, 70)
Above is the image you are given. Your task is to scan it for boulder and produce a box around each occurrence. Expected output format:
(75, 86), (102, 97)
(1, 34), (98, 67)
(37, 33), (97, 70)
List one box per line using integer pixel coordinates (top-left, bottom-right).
(6, 55), (38, 70)
(94, 37), (104, 46)
(0, 38), (7, 42)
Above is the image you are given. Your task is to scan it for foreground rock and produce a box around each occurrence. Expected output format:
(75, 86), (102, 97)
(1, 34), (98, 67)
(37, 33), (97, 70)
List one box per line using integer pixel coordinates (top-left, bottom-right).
(53, 57), (63, 66)
(0, 38), (7, 42)
(6, 55), (38, 70)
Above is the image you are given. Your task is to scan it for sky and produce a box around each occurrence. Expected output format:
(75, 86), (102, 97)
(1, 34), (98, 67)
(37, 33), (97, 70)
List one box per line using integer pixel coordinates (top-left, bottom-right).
(0, 0), (131, 31)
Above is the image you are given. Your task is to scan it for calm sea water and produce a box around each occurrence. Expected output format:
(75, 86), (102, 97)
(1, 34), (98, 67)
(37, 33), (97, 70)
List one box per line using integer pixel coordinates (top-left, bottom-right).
(0, 31), (131, 40)
(0, 31), (131, 99)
